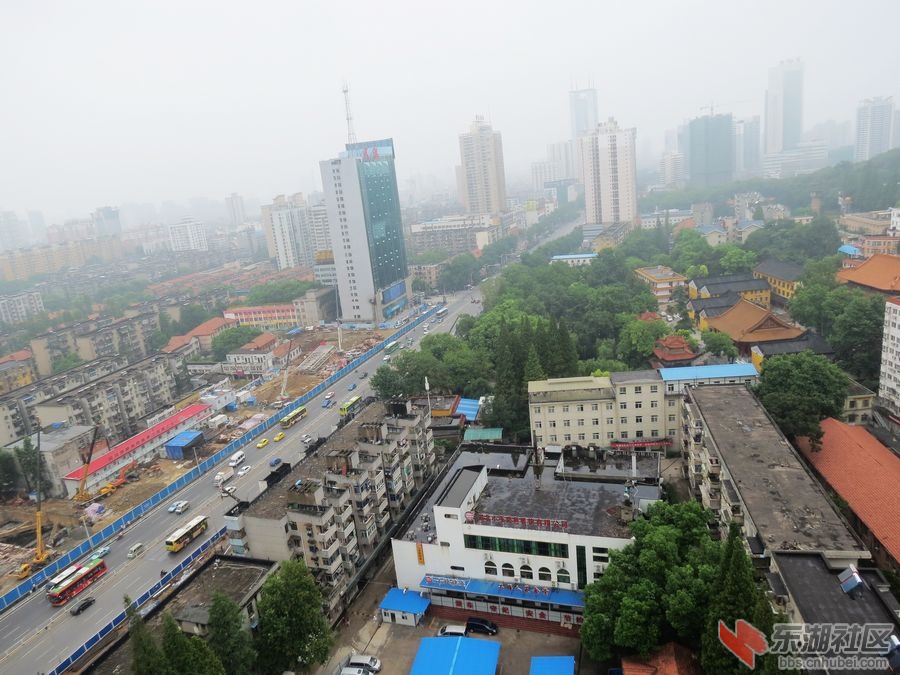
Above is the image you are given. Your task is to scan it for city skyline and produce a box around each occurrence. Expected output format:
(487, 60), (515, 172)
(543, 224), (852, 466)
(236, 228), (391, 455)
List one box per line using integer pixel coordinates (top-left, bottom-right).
(2, 0), (899, 220)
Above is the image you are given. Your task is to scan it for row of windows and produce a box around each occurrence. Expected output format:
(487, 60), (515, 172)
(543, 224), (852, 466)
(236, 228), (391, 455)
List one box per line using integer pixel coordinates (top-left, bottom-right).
(464, 534), (569, 559)
(535, 429), (675, 443)
(483, 561), (570, 584)
(534, 413), (675, 428)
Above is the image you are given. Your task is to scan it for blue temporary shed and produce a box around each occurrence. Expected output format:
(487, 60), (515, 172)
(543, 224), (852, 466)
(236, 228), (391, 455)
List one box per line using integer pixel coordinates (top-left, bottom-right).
(164, 430), (204, 460)
(410, 637), (500, 675)
(455, 398), (481, 421)
(530, 655), (576, 675)
(379, 587), (431, 626)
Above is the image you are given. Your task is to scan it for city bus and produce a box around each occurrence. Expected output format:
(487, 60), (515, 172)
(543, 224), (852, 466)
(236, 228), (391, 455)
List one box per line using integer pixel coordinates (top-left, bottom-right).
(339, 395), (363, 418)
(280, 406), (308, 429)
(47, 559), (108, 606)
(47, 564), (81, 590)
(165, 515), (210, 553)
(384, 340), (400, 354)
(435, 307), (449, 318)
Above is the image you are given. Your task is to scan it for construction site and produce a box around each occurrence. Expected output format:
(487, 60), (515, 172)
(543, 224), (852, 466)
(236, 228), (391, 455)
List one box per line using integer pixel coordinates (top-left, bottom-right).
(0, 325), (394, 595)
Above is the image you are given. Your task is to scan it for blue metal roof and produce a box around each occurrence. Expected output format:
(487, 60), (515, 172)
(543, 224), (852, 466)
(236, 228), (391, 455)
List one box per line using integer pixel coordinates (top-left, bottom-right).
(421, 575), (584, 608)
(379, 587), (431, 614)
(838, 244), (861, 255)
(411, 637), (500, 675)
(164, 430), (204, 449)
(550, 253), (597, 260)
(456, 398), (481, 420)
(659, 363), (758, 381)
(530, 655), (576, 675)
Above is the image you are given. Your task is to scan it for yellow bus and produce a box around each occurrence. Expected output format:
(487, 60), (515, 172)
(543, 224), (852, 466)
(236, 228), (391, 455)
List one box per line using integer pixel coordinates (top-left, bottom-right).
(339, 395), (363, 417)
(280, 406), (308, 429)
(165, 515), (209, 553)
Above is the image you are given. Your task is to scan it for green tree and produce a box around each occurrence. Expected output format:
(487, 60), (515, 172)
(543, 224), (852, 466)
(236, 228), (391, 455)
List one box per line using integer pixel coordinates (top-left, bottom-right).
(522, 345), (546, 384)
(671, 230), (714, 272)
(755, 352), (848, 446)
(718, 245), (758, 274)
(125, 596), (167, 675)
(211, 326), (263, 361)
(370, 365), (406, 399)
(616, 318), (670, 368)
(246, 280), (316, 304)
(0, 451), (17, 499)
(12, 436), (49, 493)
(411, 277), (432, 293)
(52, 352), (84, 374)
(161, 613), (226, 675)
(177, 304), (216, 333)
(255, 560), (332, 673)
(438, 253), (482, 291)
(700, 331), (738, 360)
(207, 592), (256, 675)
(829, 292), (885, 387)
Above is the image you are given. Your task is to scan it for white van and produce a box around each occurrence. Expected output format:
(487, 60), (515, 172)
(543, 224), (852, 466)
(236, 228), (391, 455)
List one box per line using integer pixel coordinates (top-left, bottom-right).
(340, 669), (368, 675)
(127, 543), (144, 558)
(347, 655), (382, 673)
(228, 451), (245, 467)
(437, 624), (467, 637)
(174, 500), (190, 514)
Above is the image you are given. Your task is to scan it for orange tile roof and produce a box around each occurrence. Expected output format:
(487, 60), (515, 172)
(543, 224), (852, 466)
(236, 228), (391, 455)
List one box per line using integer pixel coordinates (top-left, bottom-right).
(836, 253), (900, 292)
(0, 349), (32, 364)
(653, 335), (697, 361)
(797, 419), (900, 564)
(272, 342), (292, 358)
(706, 299), (804, 343)
(621, 642), (703, 675)
(186, 316), (236, 337)
(161, 335), (193, 353)
(639, 311), (662, 321)
(240, 332), (277, 351)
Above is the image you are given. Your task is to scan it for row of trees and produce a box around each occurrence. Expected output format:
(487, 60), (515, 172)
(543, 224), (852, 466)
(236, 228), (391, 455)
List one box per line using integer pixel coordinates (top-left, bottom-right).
(211, 326), (263, 361)
(0, 436), (50, 500)
(246, 280), (317, 305)
(582, 501), (796, 674)
(129, 560), (332, 675)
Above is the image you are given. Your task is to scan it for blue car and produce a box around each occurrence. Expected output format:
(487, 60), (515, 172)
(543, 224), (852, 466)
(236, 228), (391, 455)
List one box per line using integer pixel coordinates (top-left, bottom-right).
(269, 457), (282, 468)
(348, 383), (357, 391)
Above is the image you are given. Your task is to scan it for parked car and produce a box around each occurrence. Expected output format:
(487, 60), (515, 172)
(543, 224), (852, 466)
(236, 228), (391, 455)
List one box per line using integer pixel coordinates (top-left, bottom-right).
(437, 624), (468, 637)
(359, 371), (368, 379)
(168, 500), (188, 514)
(237, 465), (252, 477)
(90, 546), (110, 560)
(70, 596), (96, 616)
(256, 438), (269, 449)
(269, 457), (282, 468)
(167, 500), (180, 513)
(273, 431), (285, 442)
(300, 434), (313, 444)
(347, 383), (357, 391)
(174, 500), (190, 514)
(466, 617), (499, 635)
(325, 391), (336, 399)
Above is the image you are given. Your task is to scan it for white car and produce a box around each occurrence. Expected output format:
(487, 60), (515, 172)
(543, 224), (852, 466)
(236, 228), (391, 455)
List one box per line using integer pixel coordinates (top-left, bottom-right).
(300, 434), (313, 444)
(237, 465), (252, 477)
(222, 486), (237, 495)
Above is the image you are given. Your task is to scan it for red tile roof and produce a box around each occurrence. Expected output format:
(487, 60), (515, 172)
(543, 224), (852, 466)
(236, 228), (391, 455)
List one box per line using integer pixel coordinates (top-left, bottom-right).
(836, 253), (900, 292)
(797, 418), (900, 564)
(0, 349), (32, 364)
(64, 403), (211, 480)
(652, 335), (697, 362)
(272, 342), (292, 358)
(240, 332), (277, 351)
(621, 642), (703, 675)
(160, 334), (193, 353)
(638, 311), (662, 322)
(186, 317), (236, 337)
(706, 299), (804, 344)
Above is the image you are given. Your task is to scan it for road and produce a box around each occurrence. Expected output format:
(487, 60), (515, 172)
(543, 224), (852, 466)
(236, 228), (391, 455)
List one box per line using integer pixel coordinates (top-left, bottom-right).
(0, 291), (482, 675)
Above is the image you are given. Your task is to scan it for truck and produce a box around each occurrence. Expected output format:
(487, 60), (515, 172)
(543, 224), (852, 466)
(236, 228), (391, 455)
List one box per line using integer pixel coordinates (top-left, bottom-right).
(213, 467), (234, 487)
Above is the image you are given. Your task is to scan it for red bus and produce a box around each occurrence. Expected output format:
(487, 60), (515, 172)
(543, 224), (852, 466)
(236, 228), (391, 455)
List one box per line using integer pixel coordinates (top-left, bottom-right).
(47, 558), (108, 606)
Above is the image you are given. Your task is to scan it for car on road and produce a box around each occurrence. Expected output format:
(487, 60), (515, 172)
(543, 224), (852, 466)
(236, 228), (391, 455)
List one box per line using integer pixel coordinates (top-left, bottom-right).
(347, 383), (357, 391)
(167, 500), (180, 513)
(222, 485), (237, 495)
(359, 371), (368, 378)
(70, 596), (96, 616)
(322, 399), (333, 408)
(273, 431), (285, 442)
(237, 465), (252, 477)
(256, 438), (269, 449)
(168, 500), (188, 514)
(325, 391), (336, 399)
(269, 457), (282, 468)
(466, 617), (499, 635)
(90, 546), (110, 560)
(300, 434), (313, 444)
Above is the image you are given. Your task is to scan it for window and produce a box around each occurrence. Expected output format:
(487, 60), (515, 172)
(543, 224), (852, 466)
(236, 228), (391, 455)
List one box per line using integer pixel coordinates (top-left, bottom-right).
(635, 416), (643, 424)
(592, 432), (600, 440)
(618, 387), (626, 394)
(533, 406), (541, 413)
(520, 564), (533, 579)
(548, 406), (555, 413)
(619, 402), (627, 410)
(549, 434), (557, 442)
(563, 433), (571, 441)
(607, 432), (614, 439)
(636, 430), (644, 438)
(605, 403), (613, 410)
(634, 401), (642, 409)
(592, 403), (599, 411)
(485, 561), (497, 575)
(620, 416), (627, 424)
(562, 405), (569, 413)
(563, 420), (570, 427)
(501, 562), (514, 577)
(535, 421), (542, 428)
(667, 384), (675, 392)
(557, 568), (571, 584)
(651, 429), (659, 437)
(668, 400), (675, 407)
(650, 400), (659, 408)
(668, 414), (676, 422)
(634, 386), (642, 394)
(549, 420), (556, 428)
(593, 418), (600, 425)
(578, 433), (585, 441)
(538, 567), (552, 581)
(606, 417), (613, 425)
(621, 432), (628, 439)
(577, 419), (585, 426)
(576, 404), (584, 412)
(650, 385), (658, 393)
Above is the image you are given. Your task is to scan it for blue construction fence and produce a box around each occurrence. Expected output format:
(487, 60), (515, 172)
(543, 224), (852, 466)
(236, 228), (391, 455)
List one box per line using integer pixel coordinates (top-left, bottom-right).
(47, 526), (226, 675)
(0, 305), (436, 617)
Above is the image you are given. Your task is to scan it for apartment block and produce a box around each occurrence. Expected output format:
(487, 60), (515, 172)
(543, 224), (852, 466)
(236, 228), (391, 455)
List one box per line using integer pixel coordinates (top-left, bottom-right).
(407, 214), (499, 257)
(4, 423), (97, 498)
(0, 350), (37, 395)
(33, 354), (185, 444)
(30, 312), (160, 377)
(634, 266), (688, 309)
(225, 400), (434, 623)
(0, 291), (44, 325)
(878, 297), (900, 416)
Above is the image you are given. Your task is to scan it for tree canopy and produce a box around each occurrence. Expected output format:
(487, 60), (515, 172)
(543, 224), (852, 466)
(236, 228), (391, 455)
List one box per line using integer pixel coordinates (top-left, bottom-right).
(700, 331), (738, 360)
(755, 352), (848, 446)
(211, 326), (263, 361)
(207, 592), (256, 675)
(246, 280), (316, 305)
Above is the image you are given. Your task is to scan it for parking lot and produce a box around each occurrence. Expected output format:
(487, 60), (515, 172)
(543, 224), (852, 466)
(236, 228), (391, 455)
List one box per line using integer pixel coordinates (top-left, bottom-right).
(317, 559), (587, 675)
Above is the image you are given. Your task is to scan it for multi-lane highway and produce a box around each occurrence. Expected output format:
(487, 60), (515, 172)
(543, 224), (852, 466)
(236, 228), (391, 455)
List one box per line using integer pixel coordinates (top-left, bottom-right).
(0, 291), (481, 674)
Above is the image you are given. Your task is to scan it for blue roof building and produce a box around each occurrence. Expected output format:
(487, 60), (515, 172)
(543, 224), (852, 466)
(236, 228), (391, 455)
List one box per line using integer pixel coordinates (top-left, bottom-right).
(530, 655), (576, 675)
(410, 637), (501, 675)
(379, 587), (431, 626)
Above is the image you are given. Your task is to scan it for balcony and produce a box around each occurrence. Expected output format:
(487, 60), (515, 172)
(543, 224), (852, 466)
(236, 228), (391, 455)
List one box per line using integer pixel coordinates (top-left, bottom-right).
(321, 537), (340, 559)
(377, 509), (391, 529)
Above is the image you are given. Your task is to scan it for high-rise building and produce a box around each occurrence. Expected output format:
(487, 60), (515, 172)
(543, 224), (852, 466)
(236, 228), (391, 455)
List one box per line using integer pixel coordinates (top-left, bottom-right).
(688, 113), (734, 187)
(531, 160), (561, 195)
(733, 116), (761, 177)
(457, 117), (507, 216)
(547, 140), (576, 179)
(0, 212), (23, 251)
(569, 88), (599, 140)
(27, 211), (46, 243)
(660, 151), (686, 188)
(765, 60), (804, 155)
(320, 138), (409, 323)
(91, 207), (121, 238)
(855, 97), (895, 162)
(168, 218), (208, 252)
(580, 118), (638, 226)
(225, 193), (246, 229)
(265, 193), (315, 271)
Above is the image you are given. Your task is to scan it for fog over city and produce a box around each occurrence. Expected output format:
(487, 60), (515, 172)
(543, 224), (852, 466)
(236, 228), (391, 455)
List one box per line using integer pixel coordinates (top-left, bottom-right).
(1, 0), (898, 219)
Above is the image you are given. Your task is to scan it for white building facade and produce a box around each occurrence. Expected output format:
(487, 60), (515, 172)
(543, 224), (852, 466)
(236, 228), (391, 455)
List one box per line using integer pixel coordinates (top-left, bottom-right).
(855, 96), (895, 163)
(168, 218), (209, 252)
(580, 118), (638, 227)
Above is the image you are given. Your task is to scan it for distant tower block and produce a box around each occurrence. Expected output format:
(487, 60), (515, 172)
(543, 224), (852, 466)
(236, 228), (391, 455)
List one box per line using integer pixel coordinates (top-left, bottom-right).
(810, 192), (822, 215)
(342, 82), (357, 145)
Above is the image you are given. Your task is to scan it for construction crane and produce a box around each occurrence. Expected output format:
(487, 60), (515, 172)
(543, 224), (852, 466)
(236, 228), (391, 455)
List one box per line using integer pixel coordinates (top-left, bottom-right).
(72, 427), (101, 504)
(278, 339), (297, 401)
(32, 427), (50, 568)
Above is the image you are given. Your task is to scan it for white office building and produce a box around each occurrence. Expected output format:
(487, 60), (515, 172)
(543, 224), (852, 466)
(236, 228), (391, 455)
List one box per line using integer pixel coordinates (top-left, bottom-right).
(855, 97), (895, 163)
(457, 118), (507, 216)
(581, 118), (638, 227)
(168, 218), (208, 252)
(765, 59), (804, 155)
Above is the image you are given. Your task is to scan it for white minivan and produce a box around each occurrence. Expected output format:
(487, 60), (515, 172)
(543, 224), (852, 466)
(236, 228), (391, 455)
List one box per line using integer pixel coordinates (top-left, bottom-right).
(228, 451), (245, 467)
(347, 655), (382, 673)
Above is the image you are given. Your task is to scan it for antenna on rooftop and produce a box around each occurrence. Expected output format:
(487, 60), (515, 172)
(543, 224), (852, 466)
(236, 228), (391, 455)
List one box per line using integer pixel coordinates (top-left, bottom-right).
(342, 82), (357, 144)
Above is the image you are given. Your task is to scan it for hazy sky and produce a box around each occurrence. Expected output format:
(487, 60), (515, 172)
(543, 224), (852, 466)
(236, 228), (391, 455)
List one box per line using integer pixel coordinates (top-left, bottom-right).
(2, 0), (899, 221)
